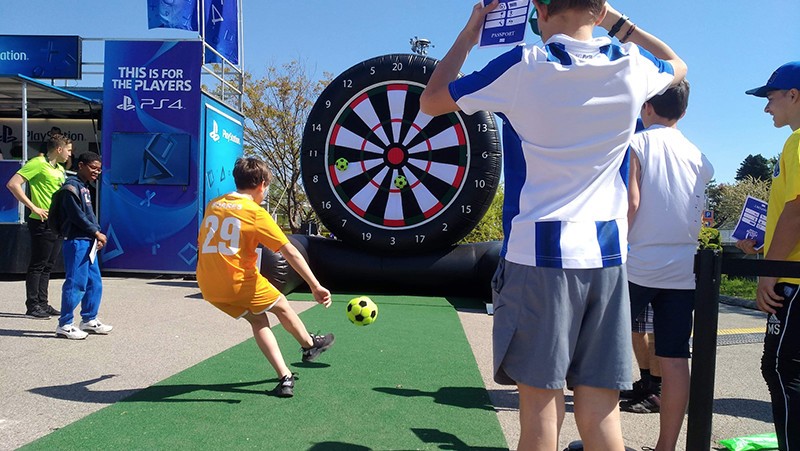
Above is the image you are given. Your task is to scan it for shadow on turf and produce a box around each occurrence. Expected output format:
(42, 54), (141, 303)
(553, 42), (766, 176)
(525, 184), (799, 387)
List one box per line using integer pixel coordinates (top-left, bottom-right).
(29, 374), (279, 404)
(307, 442), (371, 451)
(373, 386), (496, 411)
(412, 428), (507, 450)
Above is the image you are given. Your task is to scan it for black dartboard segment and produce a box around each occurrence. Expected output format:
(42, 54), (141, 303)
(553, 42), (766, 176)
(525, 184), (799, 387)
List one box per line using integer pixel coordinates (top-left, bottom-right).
(301, 54), (501, 253)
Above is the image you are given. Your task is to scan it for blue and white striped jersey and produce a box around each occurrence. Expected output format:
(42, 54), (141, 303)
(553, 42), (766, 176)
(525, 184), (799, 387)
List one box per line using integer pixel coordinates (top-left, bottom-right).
(450, 34), (674, 269)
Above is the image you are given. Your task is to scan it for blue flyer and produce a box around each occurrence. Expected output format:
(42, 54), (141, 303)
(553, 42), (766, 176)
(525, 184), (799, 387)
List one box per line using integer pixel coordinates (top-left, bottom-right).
(479, 0), (531, 48)
(731, 196), (768, 250)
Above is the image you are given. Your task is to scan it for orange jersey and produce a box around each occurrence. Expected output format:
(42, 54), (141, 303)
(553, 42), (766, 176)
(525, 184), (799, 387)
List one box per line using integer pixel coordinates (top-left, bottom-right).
(197, 192), (289, 304)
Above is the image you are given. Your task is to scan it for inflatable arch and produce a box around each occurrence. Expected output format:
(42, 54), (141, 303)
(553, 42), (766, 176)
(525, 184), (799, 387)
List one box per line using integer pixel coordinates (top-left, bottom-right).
(265, 54), (503, 299)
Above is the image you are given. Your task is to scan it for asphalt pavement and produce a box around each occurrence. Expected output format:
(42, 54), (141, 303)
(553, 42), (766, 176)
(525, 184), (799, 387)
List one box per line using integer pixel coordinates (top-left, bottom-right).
(0, 275), (775, 451)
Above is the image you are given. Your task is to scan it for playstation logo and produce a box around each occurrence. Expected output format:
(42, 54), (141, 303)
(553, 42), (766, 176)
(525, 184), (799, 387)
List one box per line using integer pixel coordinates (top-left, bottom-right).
(117, 96), (136, 111)
(209, 120), (220, 142)
(0, 125), (17, 144)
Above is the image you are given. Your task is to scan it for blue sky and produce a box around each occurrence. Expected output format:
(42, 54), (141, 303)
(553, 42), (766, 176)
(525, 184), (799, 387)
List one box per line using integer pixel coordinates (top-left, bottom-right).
(4, 0), (799, 183)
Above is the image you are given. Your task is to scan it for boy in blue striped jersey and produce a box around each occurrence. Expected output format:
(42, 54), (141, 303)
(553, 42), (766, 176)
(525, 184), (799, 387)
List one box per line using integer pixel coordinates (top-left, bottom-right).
(421, 1), (686, 449)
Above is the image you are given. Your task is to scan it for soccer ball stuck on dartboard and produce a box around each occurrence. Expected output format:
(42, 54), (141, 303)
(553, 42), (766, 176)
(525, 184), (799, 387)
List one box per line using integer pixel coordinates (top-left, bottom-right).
(346, 296), (378, 326)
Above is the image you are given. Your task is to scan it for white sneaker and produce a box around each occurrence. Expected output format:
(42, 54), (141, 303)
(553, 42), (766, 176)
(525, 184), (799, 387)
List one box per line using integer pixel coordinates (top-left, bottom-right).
(56, 324), (89, 340)
(79, 319), (113, 334)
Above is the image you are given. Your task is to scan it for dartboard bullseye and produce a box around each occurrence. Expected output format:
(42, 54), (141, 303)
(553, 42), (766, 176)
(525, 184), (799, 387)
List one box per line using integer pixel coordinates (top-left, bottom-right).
(301, 54), (501, 253)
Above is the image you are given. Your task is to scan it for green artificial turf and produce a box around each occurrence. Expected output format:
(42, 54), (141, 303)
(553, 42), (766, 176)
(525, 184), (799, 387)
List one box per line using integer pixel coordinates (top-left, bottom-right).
(23, 294), (507, 450)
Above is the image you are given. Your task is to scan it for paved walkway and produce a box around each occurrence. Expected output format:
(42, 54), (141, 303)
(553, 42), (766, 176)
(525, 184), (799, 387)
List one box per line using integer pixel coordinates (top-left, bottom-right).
(0, 276), (775, 450)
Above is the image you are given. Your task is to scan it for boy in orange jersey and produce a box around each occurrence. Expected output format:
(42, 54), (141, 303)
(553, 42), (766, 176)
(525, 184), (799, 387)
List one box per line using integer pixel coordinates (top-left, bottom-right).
(197, 157), (334, 398)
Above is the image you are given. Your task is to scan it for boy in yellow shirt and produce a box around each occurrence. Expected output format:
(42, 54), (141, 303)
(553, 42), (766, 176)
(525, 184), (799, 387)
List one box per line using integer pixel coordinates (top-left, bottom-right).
(197, 157), (334, 397)
(738, 61), (800, 451)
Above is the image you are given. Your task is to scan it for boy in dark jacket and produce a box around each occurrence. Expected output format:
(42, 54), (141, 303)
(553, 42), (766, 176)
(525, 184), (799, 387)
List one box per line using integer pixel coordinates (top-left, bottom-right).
(55, 152), (111, 340)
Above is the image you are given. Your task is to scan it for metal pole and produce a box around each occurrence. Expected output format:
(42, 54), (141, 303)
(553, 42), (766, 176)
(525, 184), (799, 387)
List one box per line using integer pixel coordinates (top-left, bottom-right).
(686, 249), (723, 450)
(19, 81), (29, 223)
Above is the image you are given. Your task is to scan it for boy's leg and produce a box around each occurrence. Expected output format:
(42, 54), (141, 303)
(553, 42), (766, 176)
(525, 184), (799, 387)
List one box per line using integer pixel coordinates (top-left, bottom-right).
(79, 258), (103, 322)
(517, 383), (564, 451)
(631, 331), (649, 373)
(243, 312), (292, 378)
(656, 356), (689, 451)
(269, 295), (313, 348)
(647, 333), (661, 380)
(760, 283), (800, 451)
(572, 385), (625, 451)
(649, 288), (695, 448)
(59, 240), (90, 328)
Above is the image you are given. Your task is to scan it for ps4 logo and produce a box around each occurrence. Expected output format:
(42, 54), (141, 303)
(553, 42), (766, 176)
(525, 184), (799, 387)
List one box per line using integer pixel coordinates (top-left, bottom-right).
(0, 125), (18, 144)
(116, 95), (185, 111)
(209, 120), (220, 142)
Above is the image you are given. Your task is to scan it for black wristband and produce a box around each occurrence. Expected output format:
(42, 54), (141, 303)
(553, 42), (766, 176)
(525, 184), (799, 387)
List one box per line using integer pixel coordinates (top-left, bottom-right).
(608, 15), (628, 38)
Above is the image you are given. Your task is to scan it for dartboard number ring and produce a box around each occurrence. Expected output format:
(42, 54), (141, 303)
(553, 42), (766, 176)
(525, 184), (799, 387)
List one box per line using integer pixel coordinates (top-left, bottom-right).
(301, 54), (501, 253)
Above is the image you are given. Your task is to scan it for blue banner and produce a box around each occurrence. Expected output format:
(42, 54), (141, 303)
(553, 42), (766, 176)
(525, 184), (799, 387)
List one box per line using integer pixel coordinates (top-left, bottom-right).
(0, 161), (22, 223)
(147, 0), (199, 31)
(100, 40), (202, 272)
(204, 0), (239, 65)
(201, 94), (242, 207)
(0, 35), (81, 79)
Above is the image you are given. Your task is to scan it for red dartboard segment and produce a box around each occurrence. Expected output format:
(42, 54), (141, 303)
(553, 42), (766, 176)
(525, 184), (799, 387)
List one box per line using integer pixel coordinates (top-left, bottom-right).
(350, 92), (370, 109)
(452, 165), (465, 188)
(330, 124), (342, 147)
(328, 165), (339, 186)
(347, 200), (366, 217)
(454, 123), (466, 145)
(384, 218), (405, 227)
(423, 202), (444, 219)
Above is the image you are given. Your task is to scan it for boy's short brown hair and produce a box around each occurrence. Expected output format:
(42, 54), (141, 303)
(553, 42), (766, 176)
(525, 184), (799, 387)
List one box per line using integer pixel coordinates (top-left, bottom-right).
(538, 0), (605, 17)
(648, 79), (690, 121)
(46, 134), (71, 153)
(233, 157), (273, 190)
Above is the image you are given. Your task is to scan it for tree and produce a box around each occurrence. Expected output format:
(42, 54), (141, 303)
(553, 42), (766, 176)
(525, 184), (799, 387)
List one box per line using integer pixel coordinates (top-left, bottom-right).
(712, 176), (771, 229)
(242, 61), (332, 232)
(735, 154), (772, 182)
(460, 185), (504, 243)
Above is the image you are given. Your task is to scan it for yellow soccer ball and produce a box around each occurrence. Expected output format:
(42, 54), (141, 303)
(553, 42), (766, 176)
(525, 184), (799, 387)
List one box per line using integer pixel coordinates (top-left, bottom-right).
(346, 296), (378, 326)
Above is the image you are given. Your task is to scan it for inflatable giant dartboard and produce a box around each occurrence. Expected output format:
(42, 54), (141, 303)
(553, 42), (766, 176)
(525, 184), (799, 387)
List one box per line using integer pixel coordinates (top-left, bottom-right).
(301, 54), (501, 253)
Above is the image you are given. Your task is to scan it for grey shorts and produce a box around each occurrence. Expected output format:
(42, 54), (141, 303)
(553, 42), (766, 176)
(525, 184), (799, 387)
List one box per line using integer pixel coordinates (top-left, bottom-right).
(492, 259), (632, 391)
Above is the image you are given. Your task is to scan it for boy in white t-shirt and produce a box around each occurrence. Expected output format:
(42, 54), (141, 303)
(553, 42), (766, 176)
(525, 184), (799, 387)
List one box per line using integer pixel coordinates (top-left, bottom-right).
(626, 80), (714, 450)
(421, 1), (686, 449)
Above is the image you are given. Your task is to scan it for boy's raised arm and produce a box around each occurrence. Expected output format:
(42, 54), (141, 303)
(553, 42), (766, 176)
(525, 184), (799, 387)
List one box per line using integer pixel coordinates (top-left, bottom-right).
(420, 0), (499, 117)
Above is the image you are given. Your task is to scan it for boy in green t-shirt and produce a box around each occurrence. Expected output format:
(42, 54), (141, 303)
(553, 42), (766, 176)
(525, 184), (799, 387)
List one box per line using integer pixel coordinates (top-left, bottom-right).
(6, 134), (72, 319)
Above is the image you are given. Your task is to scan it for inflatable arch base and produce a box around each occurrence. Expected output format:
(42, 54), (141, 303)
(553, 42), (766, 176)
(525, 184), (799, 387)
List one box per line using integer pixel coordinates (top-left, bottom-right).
(261, 235), (501, 301)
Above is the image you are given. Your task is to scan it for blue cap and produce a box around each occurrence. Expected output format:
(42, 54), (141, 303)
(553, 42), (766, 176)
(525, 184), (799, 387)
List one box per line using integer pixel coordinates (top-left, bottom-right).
(746, 61), (800, 97)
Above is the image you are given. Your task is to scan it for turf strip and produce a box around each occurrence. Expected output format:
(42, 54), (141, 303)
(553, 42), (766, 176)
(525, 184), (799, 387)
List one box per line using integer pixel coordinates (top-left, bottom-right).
(22, 294), (507, 450)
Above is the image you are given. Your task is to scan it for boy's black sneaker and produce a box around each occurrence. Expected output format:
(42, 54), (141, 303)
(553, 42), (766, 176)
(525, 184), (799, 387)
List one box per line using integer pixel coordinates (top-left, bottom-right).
(274, 373), (295, 398)
(45, 305), (61, 316)
(301, 333), (335, 362)
(620, 378), (650, 400)
(620, 393), (661, 414)
(26, 307), (51, 319)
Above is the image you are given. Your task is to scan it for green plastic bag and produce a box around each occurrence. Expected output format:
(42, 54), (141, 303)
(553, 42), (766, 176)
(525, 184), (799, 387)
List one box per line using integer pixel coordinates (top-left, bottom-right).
(719, 433), (779, 451)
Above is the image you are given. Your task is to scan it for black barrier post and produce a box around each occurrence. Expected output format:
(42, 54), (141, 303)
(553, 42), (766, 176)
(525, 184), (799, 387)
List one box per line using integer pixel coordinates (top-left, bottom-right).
(686, 249), (723, 451)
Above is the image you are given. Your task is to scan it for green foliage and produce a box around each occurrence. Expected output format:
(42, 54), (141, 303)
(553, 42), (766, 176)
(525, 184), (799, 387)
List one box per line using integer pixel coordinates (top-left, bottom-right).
(698, 227), (722, 250)
(711, 176), (771, 228)
(460, 185), (504, 243)
(241, 61), (333, 233)
(735, 154), (773, 182)
(719, 275), (757, 299)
